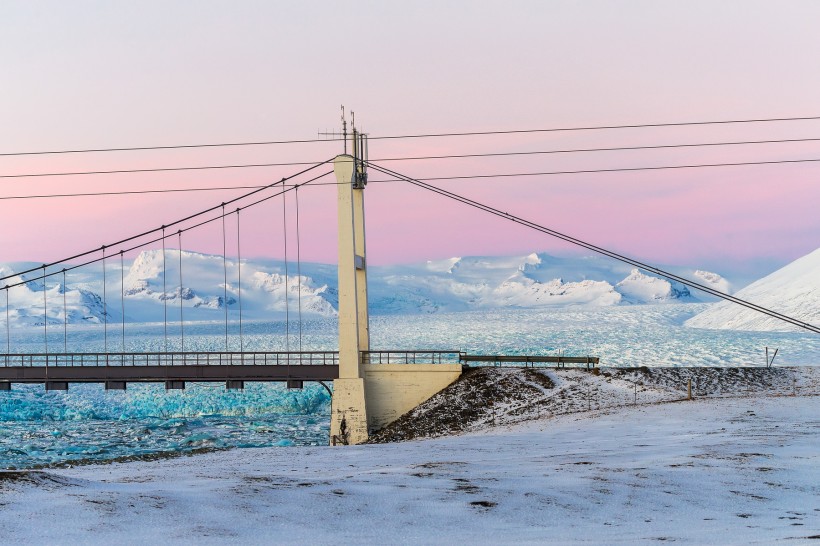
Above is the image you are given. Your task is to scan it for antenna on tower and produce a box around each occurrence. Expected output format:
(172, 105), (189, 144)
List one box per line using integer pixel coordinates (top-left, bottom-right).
(341, 105), (347, 154)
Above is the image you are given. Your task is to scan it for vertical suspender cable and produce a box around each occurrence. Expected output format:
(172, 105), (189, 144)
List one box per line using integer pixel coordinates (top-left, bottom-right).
(102, 246), (108, 353)
(295, 185), (303, 353)
(5, 288), (9, 354)
(178, 231), (184, 352)
(42, 265), (48, 354)
(222, 204), (229, 351)
(282, 191), (290, 353)
(62, 269), (67, 352)
(120, 250), (125, 352)
(162, 227), (168, 353)
(236, 208), (244, 353)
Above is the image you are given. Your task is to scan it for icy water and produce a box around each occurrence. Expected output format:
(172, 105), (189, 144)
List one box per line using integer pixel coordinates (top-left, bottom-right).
(2, 304), (818, 468)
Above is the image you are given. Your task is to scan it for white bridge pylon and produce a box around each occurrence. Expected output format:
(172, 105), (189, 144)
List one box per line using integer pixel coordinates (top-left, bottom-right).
(330, 143), (371, 445)
(329, 129), (462, 446)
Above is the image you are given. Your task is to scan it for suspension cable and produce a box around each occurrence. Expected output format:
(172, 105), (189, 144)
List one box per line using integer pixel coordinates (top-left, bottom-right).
(236, 208), (244, 353)
(162, 226), (168, 353)
(222, 204), (229, 351)
(102, 248), (107, 353)
(282, 190), (290, 352)
(295, 185), (304, 353)
(5, 288), (9, 354)
(120, 250), (125, 352)
(42, 265), (48, 354)
(178, 231), (184, 351)
(367, 162), (820, 335)
(62, 269), (67, 352)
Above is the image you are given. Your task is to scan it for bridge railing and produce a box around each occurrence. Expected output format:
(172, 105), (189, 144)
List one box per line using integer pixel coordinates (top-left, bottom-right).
(0, 352), (339, 367)
(459, 354), (599, 368)
(361, 351), (463, 365)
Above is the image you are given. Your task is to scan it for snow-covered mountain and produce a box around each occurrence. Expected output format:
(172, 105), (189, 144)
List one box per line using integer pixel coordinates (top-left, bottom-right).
(686, 248), (820, 332)
(0, 251), (730, 326)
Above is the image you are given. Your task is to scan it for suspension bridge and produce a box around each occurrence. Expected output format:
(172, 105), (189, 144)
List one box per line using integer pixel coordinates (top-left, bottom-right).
(1, 113), (817, 444)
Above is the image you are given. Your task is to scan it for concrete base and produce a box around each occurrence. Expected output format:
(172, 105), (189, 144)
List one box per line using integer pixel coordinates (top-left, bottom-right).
(330, 378), (369, 445)
(363, 364), (462, 432)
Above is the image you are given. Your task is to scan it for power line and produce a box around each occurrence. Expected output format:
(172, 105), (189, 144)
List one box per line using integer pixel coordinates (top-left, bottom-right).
(0, 137), (341, 157)
(0, 160), (334, 285)
(0, 169), (333, 290)
(371, 136), (820, 162)
(0, 160), (329, 179)
(5, 153), (820, 202)
(366, 115), (820, 141)
(367, 156), (820, 183)
(367, 161), (820, 335)
(6, 135), (820, 180)
(3, 114), (820, 157)
(0, 181), (342, 201)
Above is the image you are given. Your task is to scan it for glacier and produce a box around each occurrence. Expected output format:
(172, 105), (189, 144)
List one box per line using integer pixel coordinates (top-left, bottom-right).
(0, 250), (730, 327)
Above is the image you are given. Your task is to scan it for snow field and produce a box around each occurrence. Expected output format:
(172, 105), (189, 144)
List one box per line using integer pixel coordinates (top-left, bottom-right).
(1, 395), (817, 544)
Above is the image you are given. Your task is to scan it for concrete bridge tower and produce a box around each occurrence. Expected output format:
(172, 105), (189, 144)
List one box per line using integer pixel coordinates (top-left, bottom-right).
(328, 117), (462, 446)
(330, 127), (371, 445)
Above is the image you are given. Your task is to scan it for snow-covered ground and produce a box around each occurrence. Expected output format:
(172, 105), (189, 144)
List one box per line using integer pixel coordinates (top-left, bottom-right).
(1, 395), (817, 544)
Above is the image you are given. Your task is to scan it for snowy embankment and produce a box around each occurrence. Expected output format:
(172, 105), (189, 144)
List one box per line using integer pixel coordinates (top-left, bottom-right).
(1, 370), (818, 544)
(371, 366), (819, 442)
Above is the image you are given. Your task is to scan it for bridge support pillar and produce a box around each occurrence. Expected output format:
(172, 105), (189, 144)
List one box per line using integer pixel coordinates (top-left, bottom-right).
(330, 378), (369, 445)
(330, 143), (372, 445)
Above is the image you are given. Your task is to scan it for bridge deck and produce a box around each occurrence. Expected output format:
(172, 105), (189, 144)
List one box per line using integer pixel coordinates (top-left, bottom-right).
(0, 364), (339, 383)
(0, 351), (598, 385)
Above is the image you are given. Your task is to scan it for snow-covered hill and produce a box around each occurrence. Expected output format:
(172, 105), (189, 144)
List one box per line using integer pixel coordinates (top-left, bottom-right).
(686, 248), (820, 332)
(0, 251), (730, 326)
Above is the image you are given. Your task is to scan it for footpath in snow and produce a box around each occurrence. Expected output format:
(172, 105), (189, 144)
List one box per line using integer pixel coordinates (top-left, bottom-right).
(0, 376), (818, 544)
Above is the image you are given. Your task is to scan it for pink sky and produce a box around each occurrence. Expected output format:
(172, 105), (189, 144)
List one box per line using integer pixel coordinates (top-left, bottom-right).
(1, 1), (819, 277)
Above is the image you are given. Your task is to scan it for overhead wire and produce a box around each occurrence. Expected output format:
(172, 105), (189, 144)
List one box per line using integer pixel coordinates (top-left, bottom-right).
(0, 182), (342, 202)
(6, 135), (820, 180)
(0, 159), (334, 285)
(0, 170), (333, 291)
(3, 114), (820, 157)
(6, 151), (820, 204)
(365, 115), (820, 141)
(367, 161), (820, 335)
(366, 156), (820, 183)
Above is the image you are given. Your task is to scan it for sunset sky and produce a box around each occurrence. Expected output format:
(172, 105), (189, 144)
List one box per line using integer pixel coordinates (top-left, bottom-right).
(2, 1), (819, 278)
